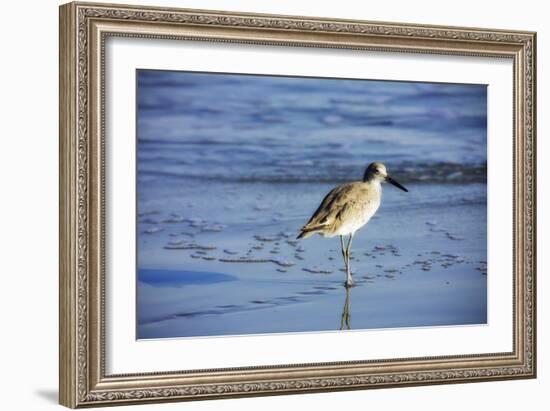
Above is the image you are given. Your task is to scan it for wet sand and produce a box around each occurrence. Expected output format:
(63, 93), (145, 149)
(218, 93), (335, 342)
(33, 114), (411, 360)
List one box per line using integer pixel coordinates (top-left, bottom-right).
(137, 180), (487, 339)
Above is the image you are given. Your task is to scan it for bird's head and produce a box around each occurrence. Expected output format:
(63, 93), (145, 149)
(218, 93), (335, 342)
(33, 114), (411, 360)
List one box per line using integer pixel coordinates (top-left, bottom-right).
(363, 162), (408, 192)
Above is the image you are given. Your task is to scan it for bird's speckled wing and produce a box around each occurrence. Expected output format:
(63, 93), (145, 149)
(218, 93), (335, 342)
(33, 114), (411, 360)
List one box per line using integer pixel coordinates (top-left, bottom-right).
(301, 182), (370, 232)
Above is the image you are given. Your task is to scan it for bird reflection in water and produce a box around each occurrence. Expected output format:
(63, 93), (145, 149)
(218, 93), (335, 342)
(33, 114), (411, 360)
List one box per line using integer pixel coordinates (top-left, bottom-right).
(339, 286), (352, 330)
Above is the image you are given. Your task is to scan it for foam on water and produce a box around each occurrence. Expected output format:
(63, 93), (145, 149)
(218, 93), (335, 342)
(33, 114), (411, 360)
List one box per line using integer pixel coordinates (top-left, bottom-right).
(137, 70), (487, 186)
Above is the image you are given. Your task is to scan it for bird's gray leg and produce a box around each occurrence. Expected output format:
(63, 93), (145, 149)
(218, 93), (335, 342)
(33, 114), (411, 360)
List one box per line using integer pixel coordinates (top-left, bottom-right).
(340, 235), (348, 271)
(345, 234), (354, 287)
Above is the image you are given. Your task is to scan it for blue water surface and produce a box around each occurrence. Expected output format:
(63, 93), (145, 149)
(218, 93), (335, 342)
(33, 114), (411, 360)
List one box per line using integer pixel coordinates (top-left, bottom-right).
(137, 70), (487, 185)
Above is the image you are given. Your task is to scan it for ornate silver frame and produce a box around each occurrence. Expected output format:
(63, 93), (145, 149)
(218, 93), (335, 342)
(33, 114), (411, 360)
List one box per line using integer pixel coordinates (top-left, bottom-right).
(59, 1), (536, 408)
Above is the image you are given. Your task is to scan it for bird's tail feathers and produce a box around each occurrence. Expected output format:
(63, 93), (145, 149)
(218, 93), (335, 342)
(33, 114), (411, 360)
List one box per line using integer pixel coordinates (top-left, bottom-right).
(296, 226), (323, 239)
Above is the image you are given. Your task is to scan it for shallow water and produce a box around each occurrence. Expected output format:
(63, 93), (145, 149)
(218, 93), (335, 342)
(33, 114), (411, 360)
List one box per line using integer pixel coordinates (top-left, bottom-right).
(138, 70), (487, 185)
(136, 70), (487, 339)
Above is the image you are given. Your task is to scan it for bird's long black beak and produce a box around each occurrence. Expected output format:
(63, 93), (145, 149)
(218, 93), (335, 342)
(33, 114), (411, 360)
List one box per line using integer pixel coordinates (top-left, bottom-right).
(386, 176), (408, 192)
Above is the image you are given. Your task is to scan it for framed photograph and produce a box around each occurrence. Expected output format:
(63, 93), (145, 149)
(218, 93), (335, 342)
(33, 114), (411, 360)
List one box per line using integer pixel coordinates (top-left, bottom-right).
(59, 1), (537, 408)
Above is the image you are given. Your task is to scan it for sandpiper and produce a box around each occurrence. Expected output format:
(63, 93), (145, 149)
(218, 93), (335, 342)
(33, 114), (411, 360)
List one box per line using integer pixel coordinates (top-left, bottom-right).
(297, 162), (408, 287)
